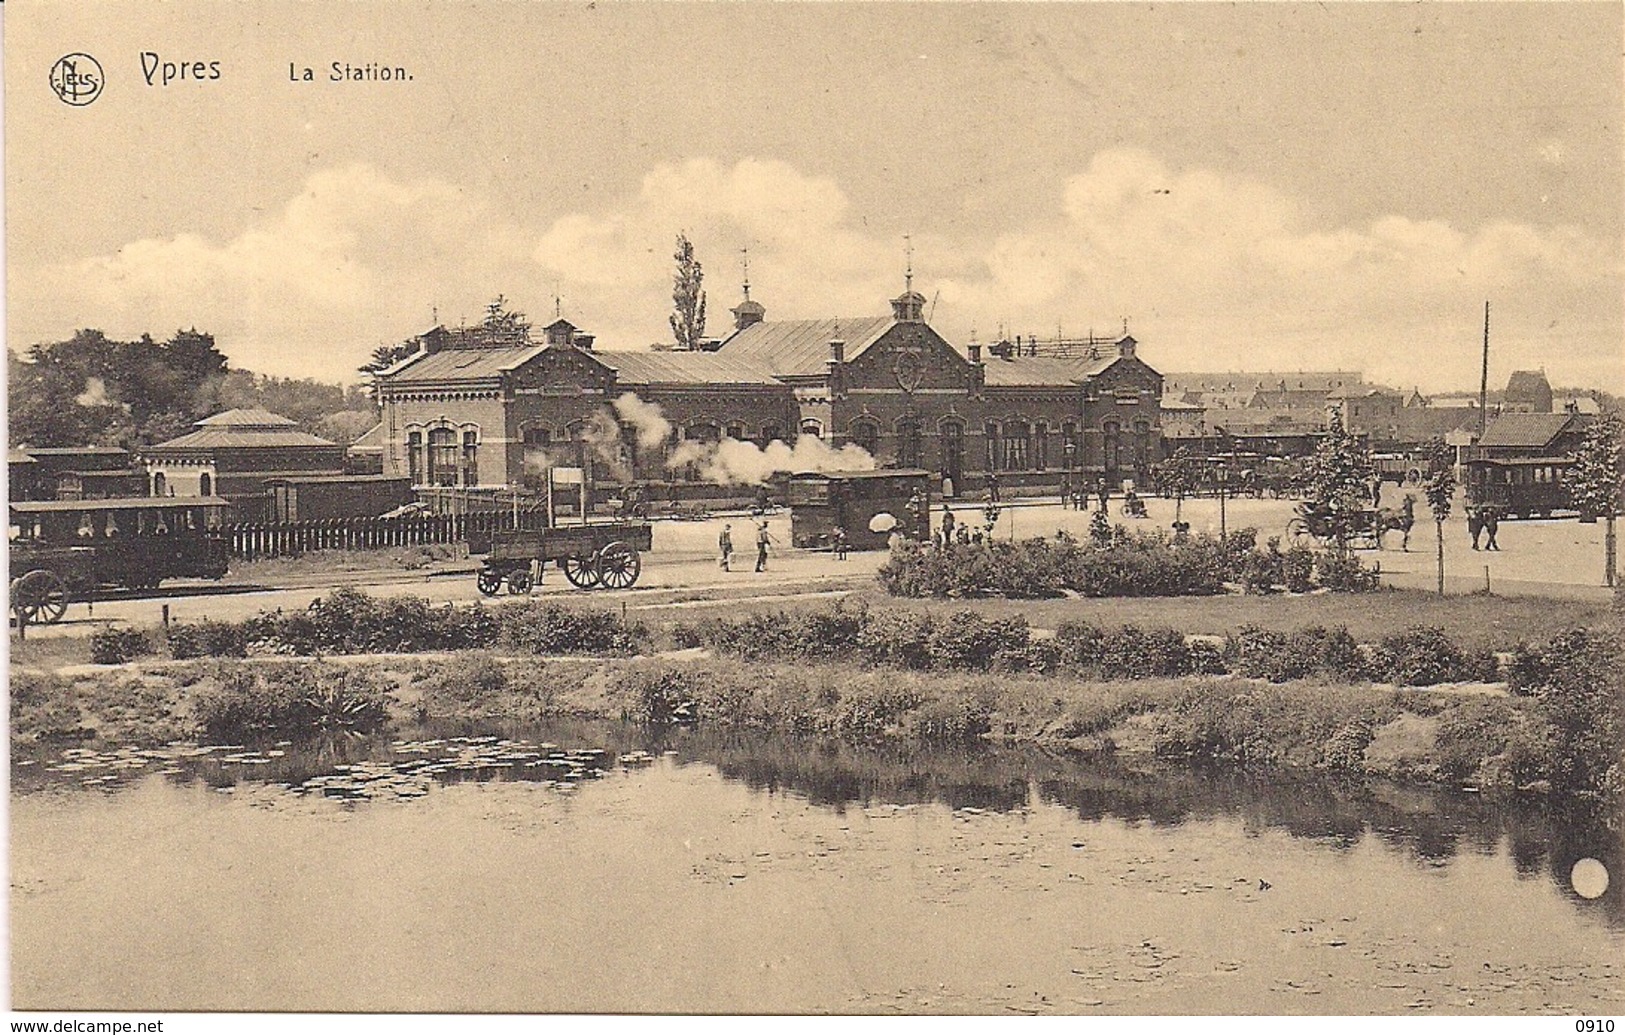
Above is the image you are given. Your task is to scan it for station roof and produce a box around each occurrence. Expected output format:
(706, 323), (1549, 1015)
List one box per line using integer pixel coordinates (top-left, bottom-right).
(381, 345), (548, 384)
(979, 354), (1116, 387)
(1476, 413), (1579, 449)
(147, 428), (340, 451)
(594, 349), (783, 386)
(11, 496), (233, 513)
(716, 316), (895, 377)
(195, 408), (300, 428)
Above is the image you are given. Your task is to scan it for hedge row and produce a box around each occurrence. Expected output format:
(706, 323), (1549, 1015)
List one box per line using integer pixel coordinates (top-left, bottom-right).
(166, 587), (645, 659)
(876, 528), (1380, 600)
(676, 600), (1512, 687)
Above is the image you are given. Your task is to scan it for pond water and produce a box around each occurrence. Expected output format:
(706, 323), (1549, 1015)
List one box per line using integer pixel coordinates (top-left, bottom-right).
(11, 723), (1623, 1014)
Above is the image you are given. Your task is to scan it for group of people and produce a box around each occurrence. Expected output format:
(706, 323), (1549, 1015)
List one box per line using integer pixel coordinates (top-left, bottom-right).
(717, 519), (778, 572)
(1061, 478), (1113, 512)
(1466, 505), (1503, 551)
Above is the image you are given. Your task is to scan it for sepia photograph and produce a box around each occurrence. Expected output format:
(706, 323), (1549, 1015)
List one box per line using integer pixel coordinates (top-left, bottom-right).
(5, 0), (1623, 1022)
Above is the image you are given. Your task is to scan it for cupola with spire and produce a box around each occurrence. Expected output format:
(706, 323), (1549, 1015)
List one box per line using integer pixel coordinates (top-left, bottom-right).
(730, 249), (766, 332)
(889, 237), (926, 323)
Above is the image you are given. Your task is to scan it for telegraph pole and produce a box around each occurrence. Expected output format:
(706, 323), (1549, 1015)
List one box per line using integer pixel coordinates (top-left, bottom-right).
(1478, 301), (1490, 440)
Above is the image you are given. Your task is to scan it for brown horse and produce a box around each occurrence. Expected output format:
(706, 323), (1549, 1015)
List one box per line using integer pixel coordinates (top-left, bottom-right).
(1376, 495), (1416, 551)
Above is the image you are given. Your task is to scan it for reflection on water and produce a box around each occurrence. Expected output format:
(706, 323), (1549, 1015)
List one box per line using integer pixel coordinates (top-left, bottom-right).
(12, 718), (1622, 932)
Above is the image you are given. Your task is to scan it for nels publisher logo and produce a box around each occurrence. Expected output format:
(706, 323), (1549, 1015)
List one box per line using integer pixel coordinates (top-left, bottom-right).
(49, 53), (104, 106)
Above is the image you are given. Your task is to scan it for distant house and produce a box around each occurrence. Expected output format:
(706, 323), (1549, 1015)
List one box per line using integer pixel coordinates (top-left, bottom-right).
(141, 409), (346, 515)
(1326, 386), (1404, 443)
(1503, 370), (1554, 414)
(6, 446), (145, 502)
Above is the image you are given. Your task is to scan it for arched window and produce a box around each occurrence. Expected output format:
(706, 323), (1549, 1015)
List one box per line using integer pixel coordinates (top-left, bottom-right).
(1034, 422), (1049, 472)
(199, 472), (212, 496)
(1003, 421), (1030, 471)
(759, 423), (783, 448)
(940, 421), (965, 490)
(1133, 419), (1152, 470)
(726, 423), (747, 441)
(896, 418), (923, 469)
(427, 428), (459, 486)
(152, 472), (167, 497)
(799, 419), (822, 440)
(1102, 420), (1122, 473)
(850, 420), (879, 458)
(407, 431), (424, 484)
(1061, 422), (1079, 469)
(462, 430), (479, 486)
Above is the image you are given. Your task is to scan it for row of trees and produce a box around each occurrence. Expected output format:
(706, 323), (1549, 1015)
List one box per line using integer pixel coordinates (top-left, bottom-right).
(9, 328), (377, 449)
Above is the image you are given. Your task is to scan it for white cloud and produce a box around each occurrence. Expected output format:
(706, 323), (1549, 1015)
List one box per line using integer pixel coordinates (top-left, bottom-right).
(10, 151), (1621, 391)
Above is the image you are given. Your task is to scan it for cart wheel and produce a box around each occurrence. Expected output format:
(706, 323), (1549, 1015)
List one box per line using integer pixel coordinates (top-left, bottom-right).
(507, 567), (534, 595)
(13, 569), (70, 625)
(1286, 518), (1312, 547)
(595, 541), (642, 590)
(562, 553), (601, 589)
(476, 568), (504, 597)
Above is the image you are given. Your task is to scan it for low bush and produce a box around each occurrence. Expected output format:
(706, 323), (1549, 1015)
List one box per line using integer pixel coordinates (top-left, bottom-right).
(1097, 625), (1190, 679)
(1364, 625), (1473, 686)
(1515, 628), (1623, 804)
(1282, 544), (1317, 594)
(192, 663), (392, 740)
(89, 628), (151, 665)
(162, 589), (642, 658)
(1314, 551), (1382, 593)
(167, 620), (249, 659)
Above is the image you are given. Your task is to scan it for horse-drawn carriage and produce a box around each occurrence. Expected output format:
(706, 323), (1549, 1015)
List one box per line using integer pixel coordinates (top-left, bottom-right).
(1286, 496), (1416, 551)
(9, 497), (232, 625)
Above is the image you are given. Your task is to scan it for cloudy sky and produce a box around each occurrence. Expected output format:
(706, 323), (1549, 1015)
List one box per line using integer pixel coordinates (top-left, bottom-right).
(7, 2), (1621, 391)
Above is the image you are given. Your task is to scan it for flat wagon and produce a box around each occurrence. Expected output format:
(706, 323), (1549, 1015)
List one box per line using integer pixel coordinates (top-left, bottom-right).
(466, 520), (653, 594)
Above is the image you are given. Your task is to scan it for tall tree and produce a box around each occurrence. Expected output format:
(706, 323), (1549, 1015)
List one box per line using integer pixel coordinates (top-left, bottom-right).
(670, 233), (707, 351)
(1305, 409), (1375, 553)
(1421, 439), (1456, 596)
(1569, 413), (1624, 587)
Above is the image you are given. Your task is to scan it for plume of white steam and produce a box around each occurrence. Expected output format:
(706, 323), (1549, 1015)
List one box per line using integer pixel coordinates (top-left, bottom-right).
(612, 393), (672, 451)
(702, 435), (876, 486)
(74, 377), (116, 408)
(579, 408), (633, 481)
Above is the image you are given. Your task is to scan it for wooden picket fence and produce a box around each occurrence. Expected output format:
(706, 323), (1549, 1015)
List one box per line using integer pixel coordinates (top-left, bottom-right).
(225, 508), (549, 561)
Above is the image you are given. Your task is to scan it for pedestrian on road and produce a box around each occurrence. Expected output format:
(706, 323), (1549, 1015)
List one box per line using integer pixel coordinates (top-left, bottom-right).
(1467, 506), (1484, 550)
(832, 525), (848, 561)
(941, 506), (956, 544)
(754, 520), (773, 572)
(1096, 478), (1110, 513)
(1372, 479), (1383, 509)
(718, 523), (734, 571)
(986, 470), (1000, 503)
(1483, 506), (1501, 551)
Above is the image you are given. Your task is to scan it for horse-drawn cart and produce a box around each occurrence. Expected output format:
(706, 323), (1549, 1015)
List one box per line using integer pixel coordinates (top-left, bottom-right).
(1286, 497), (1415, 551)
(467, 522), (653, 595)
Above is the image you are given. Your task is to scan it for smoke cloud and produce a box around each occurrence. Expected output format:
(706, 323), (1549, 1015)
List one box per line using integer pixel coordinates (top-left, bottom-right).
(612, 393), (673, 451)
(74, 378), (119, 409)
(702, 435), (876, 485)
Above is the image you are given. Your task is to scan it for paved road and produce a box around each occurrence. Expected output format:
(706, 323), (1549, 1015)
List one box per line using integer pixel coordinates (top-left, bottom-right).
(15, 495), (1614, 639)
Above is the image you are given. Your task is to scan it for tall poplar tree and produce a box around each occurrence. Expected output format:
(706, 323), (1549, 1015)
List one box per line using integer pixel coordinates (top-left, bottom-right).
(670, 234), (707, 351)
(1570, 413), (1624, 586)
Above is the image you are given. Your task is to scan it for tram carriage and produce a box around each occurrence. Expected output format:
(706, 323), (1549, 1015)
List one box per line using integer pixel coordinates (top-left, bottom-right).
(9, 496), (232, 625)
(1464, 456), (1575, 520)
(788, 469), (934, 551)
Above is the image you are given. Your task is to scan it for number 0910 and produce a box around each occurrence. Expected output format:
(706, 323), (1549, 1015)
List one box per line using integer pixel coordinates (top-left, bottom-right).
(1576, 1021), (1615, 1032)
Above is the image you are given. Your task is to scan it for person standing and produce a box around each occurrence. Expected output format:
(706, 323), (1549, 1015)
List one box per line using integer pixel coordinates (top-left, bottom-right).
(832, 525), (848, 561)
(941, 506), (956, 544)
(1482, 506), (1501, 551)
(1467, 506), (1484, 550)
(755, 520), (772, 572)
(718, 523), (734, 571)
(985, 470), (1000, 503)
(1096, 478), (1109, 513)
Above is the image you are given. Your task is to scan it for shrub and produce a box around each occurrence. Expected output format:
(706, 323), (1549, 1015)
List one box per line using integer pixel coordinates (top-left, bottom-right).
(1282, 545), (1316, 594)
(89, 628), (151, 665)
(192, 663), (392, 740)
(1232, 626), (1312, 682)
(1315, 551), (1382, 592)
(610, 663), (700, 726)
(856, 609), (937, 670)
(1098, 625), (1190, 679)
(1049, 621), (1106, 670)
(1365, 625), (1470, 686)
(167, 620), (248, 659)
(925, 611), (1031, 671)
(1518, 628), (1623, 803)
(497, 600), (641, 656)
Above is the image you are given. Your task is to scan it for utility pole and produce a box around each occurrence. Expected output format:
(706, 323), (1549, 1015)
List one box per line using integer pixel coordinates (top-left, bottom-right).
(1478, 301), (1490, 441)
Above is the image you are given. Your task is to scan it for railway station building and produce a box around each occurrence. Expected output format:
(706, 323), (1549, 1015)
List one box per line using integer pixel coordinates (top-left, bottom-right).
(371, 281), (1165, 497)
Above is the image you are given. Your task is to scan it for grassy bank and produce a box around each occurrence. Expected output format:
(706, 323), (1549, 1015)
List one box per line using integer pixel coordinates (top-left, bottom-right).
(12, 632), (1620, 810)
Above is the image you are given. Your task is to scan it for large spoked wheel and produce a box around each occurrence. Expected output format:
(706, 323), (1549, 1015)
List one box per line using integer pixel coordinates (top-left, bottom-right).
(1286, 517), (1313, 547)
(476, 567), (504, 597)
(507, 567), (535, 595)
(561, 553), (601, 589)
(595, 541), (642, 590)
(12, 569), (70, 625)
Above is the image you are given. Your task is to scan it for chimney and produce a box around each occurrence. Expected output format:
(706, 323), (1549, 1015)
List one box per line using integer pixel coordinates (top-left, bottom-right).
(968, 342), (982, 364)
(829, 339), (845, 364)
